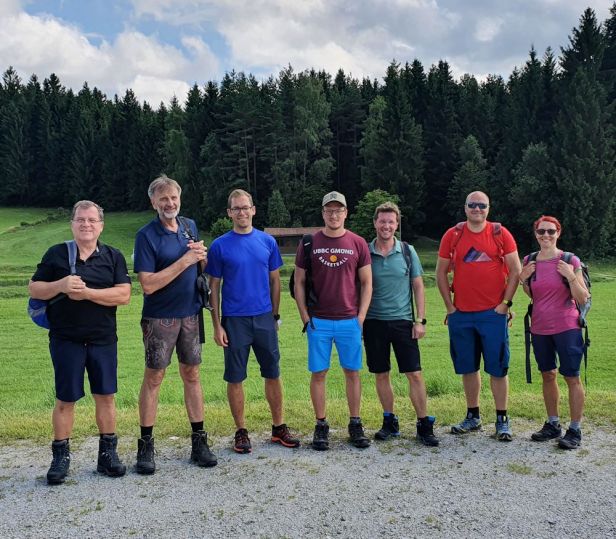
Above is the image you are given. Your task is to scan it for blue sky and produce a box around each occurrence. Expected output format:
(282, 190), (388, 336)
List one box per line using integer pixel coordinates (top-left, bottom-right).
(1, 1), (612, 106)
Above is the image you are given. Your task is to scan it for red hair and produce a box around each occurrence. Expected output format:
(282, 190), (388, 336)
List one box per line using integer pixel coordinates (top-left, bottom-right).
(533, 215), (561, 232)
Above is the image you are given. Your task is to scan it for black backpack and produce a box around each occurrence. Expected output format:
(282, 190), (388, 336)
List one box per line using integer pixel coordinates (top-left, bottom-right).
(289, 234), (317, 309)
(523, 251), (591, 384)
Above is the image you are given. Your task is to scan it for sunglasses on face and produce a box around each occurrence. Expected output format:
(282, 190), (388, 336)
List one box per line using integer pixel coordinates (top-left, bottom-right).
(466, 202), (488, 210)
(536, 228), (558, 236)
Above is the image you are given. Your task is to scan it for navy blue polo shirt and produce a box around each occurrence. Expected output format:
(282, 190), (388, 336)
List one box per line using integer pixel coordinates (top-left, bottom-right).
(31, 242), (131, 344)
(133, 217), (201, 318)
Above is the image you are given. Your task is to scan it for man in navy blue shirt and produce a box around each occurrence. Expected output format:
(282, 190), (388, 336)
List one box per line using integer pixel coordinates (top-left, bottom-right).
(29, 200), (131, 485)
(133, 174), (216, 473)
(207, 189), (299, 454)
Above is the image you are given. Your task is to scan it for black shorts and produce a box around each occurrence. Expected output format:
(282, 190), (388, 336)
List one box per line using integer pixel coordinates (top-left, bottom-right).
(363, 319), (421, 374)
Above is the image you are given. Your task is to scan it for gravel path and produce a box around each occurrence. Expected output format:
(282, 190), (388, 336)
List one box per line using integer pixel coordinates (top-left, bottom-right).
(1, 422), (615, 538)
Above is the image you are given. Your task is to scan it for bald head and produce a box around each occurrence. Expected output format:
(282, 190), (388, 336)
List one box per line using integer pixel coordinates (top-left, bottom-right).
(465, 191), (489, 205)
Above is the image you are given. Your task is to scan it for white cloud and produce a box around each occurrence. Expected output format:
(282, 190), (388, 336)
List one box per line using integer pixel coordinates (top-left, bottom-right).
(0, 8), (218, 105)
(474, 17), (504, 43)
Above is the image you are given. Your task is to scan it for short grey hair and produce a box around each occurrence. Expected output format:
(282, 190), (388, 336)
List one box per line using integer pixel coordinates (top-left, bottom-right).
(148, 174), (182, 199)
(71, 200), (104, 221)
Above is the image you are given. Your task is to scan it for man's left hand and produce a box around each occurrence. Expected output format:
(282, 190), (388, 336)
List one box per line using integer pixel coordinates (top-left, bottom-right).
(412, 323), (426, 340)
(494, 303), (509, 315)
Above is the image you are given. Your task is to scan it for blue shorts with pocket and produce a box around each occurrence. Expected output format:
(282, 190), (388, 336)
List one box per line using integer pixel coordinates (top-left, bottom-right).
(306, 317), (363, 373)
(531, 329), (584, 377)
(50, 337), (118, 402)
(447, 308), (509, 377)
(222, 313), (280, 383)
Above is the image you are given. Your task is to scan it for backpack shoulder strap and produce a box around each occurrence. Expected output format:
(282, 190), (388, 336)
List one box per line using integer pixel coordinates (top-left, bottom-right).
(401, 241), (412, 276)
(302, 234), (313, 270)
(177, 216), (196, 241)
(65, 240), (77, 275)
(561, 251), (573, 264)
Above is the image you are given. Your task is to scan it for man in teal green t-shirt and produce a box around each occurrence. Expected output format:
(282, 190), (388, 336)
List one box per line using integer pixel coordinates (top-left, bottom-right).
(364, 202), (439, 446)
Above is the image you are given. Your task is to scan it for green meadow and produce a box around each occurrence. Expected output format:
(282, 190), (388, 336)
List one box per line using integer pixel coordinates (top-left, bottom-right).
(1, 208), (614, 442)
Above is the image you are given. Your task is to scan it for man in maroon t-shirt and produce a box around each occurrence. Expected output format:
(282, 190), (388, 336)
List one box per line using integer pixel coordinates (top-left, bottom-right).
(293, 191), (372, 450)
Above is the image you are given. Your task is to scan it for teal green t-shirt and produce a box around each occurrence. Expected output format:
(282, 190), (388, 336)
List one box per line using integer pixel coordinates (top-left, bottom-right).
(366, 239), (423, 321)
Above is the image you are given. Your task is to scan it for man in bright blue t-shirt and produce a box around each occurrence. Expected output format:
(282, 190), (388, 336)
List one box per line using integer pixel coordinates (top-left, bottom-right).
(207, 189), (299, 454)
(133, 174), (217, 474)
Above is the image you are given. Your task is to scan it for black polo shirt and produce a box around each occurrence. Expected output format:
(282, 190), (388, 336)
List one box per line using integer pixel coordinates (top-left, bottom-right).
(31, 242), (131, 344)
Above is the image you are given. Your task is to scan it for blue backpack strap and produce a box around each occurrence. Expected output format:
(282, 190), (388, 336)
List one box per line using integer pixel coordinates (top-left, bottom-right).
(65, 240), (77, 275)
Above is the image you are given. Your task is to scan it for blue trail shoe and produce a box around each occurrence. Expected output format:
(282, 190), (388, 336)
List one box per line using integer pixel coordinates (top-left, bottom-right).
(495, 416), (513, 442)
(451, 415), (482, 435)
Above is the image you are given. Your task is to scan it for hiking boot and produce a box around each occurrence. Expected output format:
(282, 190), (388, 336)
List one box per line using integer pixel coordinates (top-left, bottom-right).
(495, 416), (513, 442)
(531, 421), (562, 442)
(348, 420), (371, 449)
(271, 424), (300, 448)
(558, 428), (582, 450)
(374, 415), (400, 441)
(451, 415), (482, 435)
(191, 431), (218, 467)
(416, 416), (440, 447)
(233, 428), (252, 454)
(312, 421), (329, 451)
(47, 439), (70, 485)
(135, 435), (156, 475)
(97, 434), (126, 477)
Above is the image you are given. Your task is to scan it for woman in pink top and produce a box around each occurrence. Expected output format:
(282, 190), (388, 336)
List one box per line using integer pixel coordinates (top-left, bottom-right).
(519, 216), (590, 450)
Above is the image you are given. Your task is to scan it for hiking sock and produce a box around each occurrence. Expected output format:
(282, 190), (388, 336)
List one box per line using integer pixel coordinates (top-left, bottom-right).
(569, 420), (582, 431)
(418, 416), (430, 424)
(140, 425), (153, 438)
(316, 417), (327, 424)
(496, 410), (507, 420)
(548, 416), (560, 425)
(383, 412), (395, 418)
(53, 438), (69, 443)
(350, 416), (362, 425)
(191, 421), (204, 433)
(467, 407), (480, 419)
(100, 433), (115, 439)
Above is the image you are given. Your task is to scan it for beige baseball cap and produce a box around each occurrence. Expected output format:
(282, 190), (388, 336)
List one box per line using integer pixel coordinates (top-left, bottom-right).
(322, 191), (347, 207)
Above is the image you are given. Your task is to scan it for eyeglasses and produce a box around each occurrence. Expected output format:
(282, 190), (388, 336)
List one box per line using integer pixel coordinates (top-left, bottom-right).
(72, 218), (102, 225)
(323, 208), (346, 216)
(466, 202), (489, 210)
(229, 206), (253, 214)
(536, 228), (558, 236)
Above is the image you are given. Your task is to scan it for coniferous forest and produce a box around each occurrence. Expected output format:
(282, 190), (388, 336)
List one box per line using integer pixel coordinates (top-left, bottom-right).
(1, 6), (616, 256)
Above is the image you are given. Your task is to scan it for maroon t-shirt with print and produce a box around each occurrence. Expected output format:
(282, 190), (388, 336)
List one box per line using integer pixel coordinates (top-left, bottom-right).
(295, 230), (371, 319)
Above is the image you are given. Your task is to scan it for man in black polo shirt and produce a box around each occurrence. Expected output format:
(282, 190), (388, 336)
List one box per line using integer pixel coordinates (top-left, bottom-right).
(29, 200), (131, 485)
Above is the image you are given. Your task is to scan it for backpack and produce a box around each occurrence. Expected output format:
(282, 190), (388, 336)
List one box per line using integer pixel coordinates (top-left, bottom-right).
(447, 221), (505, 280)
(523, 251), (591, 384)
(177, 216), (210, 344)
(396, 241), (417, 321)
(289, 234), (317, 310)
(28, 240), (77, 329)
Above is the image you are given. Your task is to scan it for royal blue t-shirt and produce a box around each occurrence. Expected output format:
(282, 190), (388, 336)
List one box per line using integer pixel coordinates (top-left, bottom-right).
(134, 217), (201, 318)
(207, 229), (283, 317)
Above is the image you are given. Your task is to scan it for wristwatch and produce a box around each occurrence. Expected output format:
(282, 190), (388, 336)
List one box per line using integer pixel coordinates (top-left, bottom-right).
(502, 300), (513, 308)
(273, 314), (281, 321)
(415, 318), (427, 325)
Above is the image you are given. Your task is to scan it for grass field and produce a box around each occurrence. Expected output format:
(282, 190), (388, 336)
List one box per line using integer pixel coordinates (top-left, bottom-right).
(1, 207), (615, 442)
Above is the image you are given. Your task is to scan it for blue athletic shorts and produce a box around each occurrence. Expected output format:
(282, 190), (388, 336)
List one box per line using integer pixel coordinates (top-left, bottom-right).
(222, 313), (280, 383)
(306, 317), (363, 373)
(49, 337), (118, 402)
(447, 308), (509, 377)
(531, 329), (584, 377)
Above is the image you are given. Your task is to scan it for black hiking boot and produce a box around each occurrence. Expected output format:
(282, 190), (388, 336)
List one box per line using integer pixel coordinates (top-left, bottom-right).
(416, 416), (440, 447)
(558, 427), (582, 450)
(136, 435), (156, 475)
(312, 421), (330, 451)
(531, 421), (562, 442)
(47, 439), (70, 485)
(97, 434), (126, 477)
(191, 431), (218, 467)
(374, 415), (400, 441)
(348, 420), (371, 449)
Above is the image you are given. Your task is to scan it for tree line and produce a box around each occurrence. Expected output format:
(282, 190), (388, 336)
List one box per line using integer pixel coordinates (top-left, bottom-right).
(1, 6), (616, 257)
